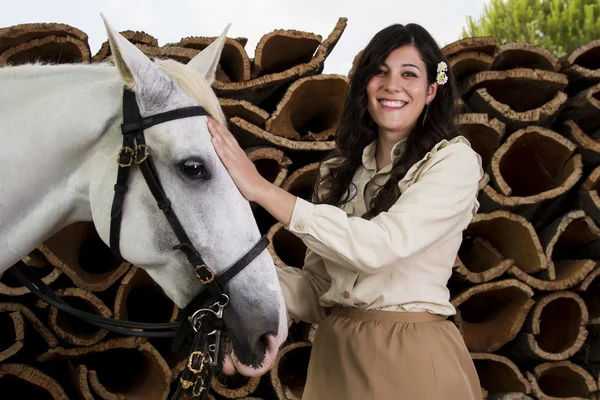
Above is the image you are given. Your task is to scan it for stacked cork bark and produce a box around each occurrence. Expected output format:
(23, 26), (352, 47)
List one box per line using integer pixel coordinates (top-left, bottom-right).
(1, 20), (600, 400)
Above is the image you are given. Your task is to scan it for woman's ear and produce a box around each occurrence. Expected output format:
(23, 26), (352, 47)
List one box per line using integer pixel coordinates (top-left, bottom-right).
(426, 82), (438, 104)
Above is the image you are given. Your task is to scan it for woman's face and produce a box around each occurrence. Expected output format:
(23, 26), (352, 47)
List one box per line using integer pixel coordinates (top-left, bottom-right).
(366, 44), (437, 140)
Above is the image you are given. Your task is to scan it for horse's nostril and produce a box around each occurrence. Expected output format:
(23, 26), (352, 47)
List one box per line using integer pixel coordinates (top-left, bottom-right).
(259, 332), (273, 349)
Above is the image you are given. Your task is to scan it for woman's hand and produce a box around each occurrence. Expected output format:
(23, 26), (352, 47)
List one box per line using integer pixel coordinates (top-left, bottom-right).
(207, 116), (298, 227)
(207, 117), (267, 202)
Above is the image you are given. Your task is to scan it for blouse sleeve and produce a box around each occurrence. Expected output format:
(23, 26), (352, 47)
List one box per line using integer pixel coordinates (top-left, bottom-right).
(276, 247), (332, 325)
(285, 141), (483, 275)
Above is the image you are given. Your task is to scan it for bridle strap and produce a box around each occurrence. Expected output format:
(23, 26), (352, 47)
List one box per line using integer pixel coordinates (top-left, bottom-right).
(9, 87), (271, 400)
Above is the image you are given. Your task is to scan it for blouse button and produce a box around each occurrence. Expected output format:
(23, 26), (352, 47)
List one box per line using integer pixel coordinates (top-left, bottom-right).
(295, 223), (304, 231)
(343, 291), (351, 299)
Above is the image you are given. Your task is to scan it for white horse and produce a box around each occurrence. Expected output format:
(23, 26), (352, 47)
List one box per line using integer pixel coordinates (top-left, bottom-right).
(0, 15), (288, 377)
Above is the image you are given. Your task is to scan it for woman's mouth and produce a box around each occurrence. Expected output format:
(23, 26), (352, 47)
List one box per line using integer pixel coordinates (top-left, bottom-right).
(379, 99), (407, 110)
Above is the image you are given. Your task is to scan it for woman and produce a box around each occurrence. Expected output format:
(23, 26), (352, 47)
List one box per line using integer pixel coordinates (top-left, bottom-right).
(208, 23), (483, 400)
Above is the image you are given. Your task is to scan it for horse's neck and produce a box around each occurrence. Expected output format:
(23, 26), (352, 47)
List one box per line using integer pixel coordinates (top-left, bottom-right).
(0, 64), (122, 271)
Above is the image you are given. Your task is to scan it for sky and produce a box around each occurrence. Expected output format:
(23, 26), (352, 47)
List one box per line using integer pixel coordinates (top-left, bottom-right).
(0, 0), (490, 75)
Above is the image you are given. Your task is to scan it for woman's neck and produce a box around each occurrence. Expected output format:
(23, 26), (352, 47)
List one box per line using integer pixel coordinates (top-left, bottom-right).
(375, 130), (409, 171)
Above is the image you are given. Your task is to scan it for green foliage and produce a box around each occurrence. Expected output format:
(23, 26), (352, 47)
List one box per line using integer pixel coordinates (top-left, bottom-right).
(462, 0), (600, 57)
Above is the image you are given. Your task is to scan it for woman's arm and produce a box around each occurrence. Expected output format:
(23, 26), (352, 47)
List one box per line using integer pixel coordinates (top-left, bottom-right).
(208, 117), (482, 275)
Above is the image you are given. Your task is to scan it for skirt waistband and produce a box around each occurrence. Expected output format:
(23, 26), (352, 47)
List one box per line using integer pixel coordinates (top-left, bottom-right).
(329, 307), (447, 323)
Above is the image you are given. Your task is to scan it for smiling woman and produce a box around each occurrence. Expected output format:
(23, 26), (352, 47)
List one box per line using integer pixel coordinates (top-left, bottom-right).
(208, 22), (484, 400)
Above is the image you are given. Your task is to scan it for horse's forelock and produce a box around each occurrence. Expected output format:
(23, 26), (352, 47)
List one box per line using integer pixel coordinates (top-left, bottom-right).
(155, 59), (226, 125)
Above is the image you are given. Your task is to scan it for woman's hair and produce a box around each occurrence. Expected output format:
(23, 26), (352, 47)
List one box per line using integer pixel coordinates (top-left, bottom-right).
(313, 23), (461, 219)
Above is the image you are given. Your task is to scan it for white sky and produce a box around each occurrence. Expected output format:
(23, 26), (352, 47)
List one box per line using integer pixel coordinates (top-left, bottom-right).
(0, 0), (489, 75)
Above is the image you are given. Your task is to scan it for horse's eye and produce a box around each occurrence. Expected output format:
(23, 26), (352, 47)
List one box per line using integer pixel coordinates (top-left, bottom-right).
(181, 159), (207, 179)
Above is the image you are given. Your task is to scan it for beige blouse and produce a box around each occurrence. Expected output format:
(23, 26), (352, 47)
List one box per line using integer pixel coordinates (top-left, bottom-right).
(276, 135), (484, 325)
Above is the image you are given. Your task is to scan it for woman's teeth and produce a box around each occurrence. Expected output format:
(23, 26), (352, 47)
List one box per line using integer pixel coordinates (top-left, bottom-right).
(379, 100), (406, 108)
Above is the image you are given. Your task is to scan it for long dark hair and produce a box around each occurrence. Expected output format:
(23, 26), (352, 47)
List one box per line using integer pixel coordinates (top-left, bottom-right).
(313, 23), (461, 219)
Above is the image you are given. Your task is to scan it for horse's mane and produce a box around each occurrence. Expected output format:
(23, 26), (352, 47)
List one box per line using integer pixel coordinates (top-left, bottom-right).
(154, 59), (226, 125)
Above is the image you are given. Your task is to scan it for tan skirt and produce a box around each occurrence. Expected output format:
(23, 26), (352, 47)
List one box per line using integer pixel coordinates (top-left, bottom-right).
(302, 307), (482, 400)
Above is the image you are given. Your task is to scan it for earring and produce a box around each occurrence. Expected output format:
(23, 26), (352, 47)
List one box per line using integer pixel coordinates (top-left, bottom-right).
(422, 104), (429, 127)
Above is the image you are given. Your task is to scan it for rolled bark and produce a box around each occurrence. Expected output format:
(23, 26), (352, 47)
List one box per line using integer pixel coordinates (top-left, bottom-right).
(455, 113), (506, 170)
(459, 211), (547, 281)
(0, 261), (62, 296)
(461, 69), (568, 131)
(470, 352), (531, 396)
(526, 361), (598, 399)
(441, 36), (497, 59)
(134, 44), (201, 64)
(486, 393), (533, 400)
(211, 18), (346, 105)
(70, 363), (95, 400)
(490, 126), (578, 197)
(557, 82), (600, 135)
(504, 291), (589, 362)
(38, 221), (131, 292)
(92, 30), (158, 62)
(449, 51), (494, 84)
(0, 22), (89, 56)
(210, 373), (261, 399)
(557, 119), (600, 167)
(480, 127), (583, 227)
(0, 311), (24, 362)
(21, 248), (50, 267)
(0, 34), (91, 65)
(40, 287), (112, 346)
(491, 42), (560, 72)
(246, 147), (292, 188)
(511, 210), (600, 292)
(560, 39), (600, 95)
(269, 341), (312, 400)
(281, 162), (320, 201)
(174, 36), (251, 82)
(220, 98), (270, 128)
(38, 337), (171, 400)
(450, 279), (535, 352)
(576, 267), (600, 332)
(577, 165), (600, 228)
(252, 29), (322, 78)
(228, 117), (335, 168)
(0, 363), (69, 399)
(267, 223), (307, 270)
(0, 303), (59, 352)
(265, 74), (349, 141)
(114, 266), (178, 324)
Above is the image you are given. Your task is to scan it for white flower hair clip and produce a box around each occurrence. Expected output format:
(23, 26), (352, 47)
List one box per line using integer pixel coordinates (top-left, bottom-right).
(436, 61), (448, 85)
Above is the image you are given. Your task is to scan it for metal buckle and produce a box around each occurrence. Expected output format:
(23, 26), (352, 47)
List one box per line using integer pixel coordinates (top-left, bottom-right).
(192, 375), (206, 397)
(187, 351), (206, 374)
(135, 144), (149, 164)
(195, 264), (215, 284)
(117, 146), (135, 167)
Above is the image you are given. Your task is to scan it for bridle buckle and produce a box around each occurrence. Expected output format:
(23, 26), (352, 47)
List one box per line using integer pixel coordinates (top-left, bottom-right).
(195, 264), (215, 284)
(117, 146), (135, 167)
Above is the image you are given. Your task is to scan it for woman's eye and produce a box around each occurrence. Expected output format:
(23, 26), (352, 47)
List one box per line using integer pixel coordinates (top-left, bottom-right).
(181, 159), (207, 179)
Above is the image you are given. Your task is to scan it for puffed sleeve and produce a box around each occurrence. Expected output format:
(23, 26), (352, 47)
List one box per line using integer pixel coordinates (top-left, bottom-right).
(276, 247), (331, 324)
(285, 141), (483, 275)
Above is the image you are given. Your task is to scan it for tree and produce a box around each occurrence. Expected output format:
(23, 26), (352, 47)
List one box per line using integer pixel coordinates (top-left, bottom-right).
(462, 0), (600, 57)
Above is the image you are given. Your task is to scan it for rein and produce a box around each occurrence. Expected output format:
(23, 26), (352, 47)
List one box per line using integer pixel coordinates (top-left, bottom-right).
(8, 88), (270, 400)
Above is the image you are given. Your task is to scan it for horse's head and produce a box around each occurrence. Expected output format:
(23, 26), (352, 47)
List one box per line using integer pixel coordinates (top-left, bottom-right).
(89, 15), (288, 376)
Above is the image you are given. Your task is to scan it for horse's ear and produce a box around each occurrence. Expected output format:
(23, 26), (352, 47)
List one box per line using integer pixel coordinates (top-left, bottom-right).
(100, 13), (171, 94)
(187, 24), (231, 85)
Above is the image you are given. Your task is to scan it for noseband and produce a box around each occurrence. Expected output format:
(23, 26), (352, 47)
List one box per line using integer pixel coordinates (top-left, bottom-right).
(9, 88), (270, 400)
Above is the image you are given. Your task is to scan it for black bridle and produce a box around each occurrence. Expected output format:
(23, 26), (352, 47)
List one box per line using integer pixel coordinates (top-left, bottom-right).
(9, 88), (270, 400)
